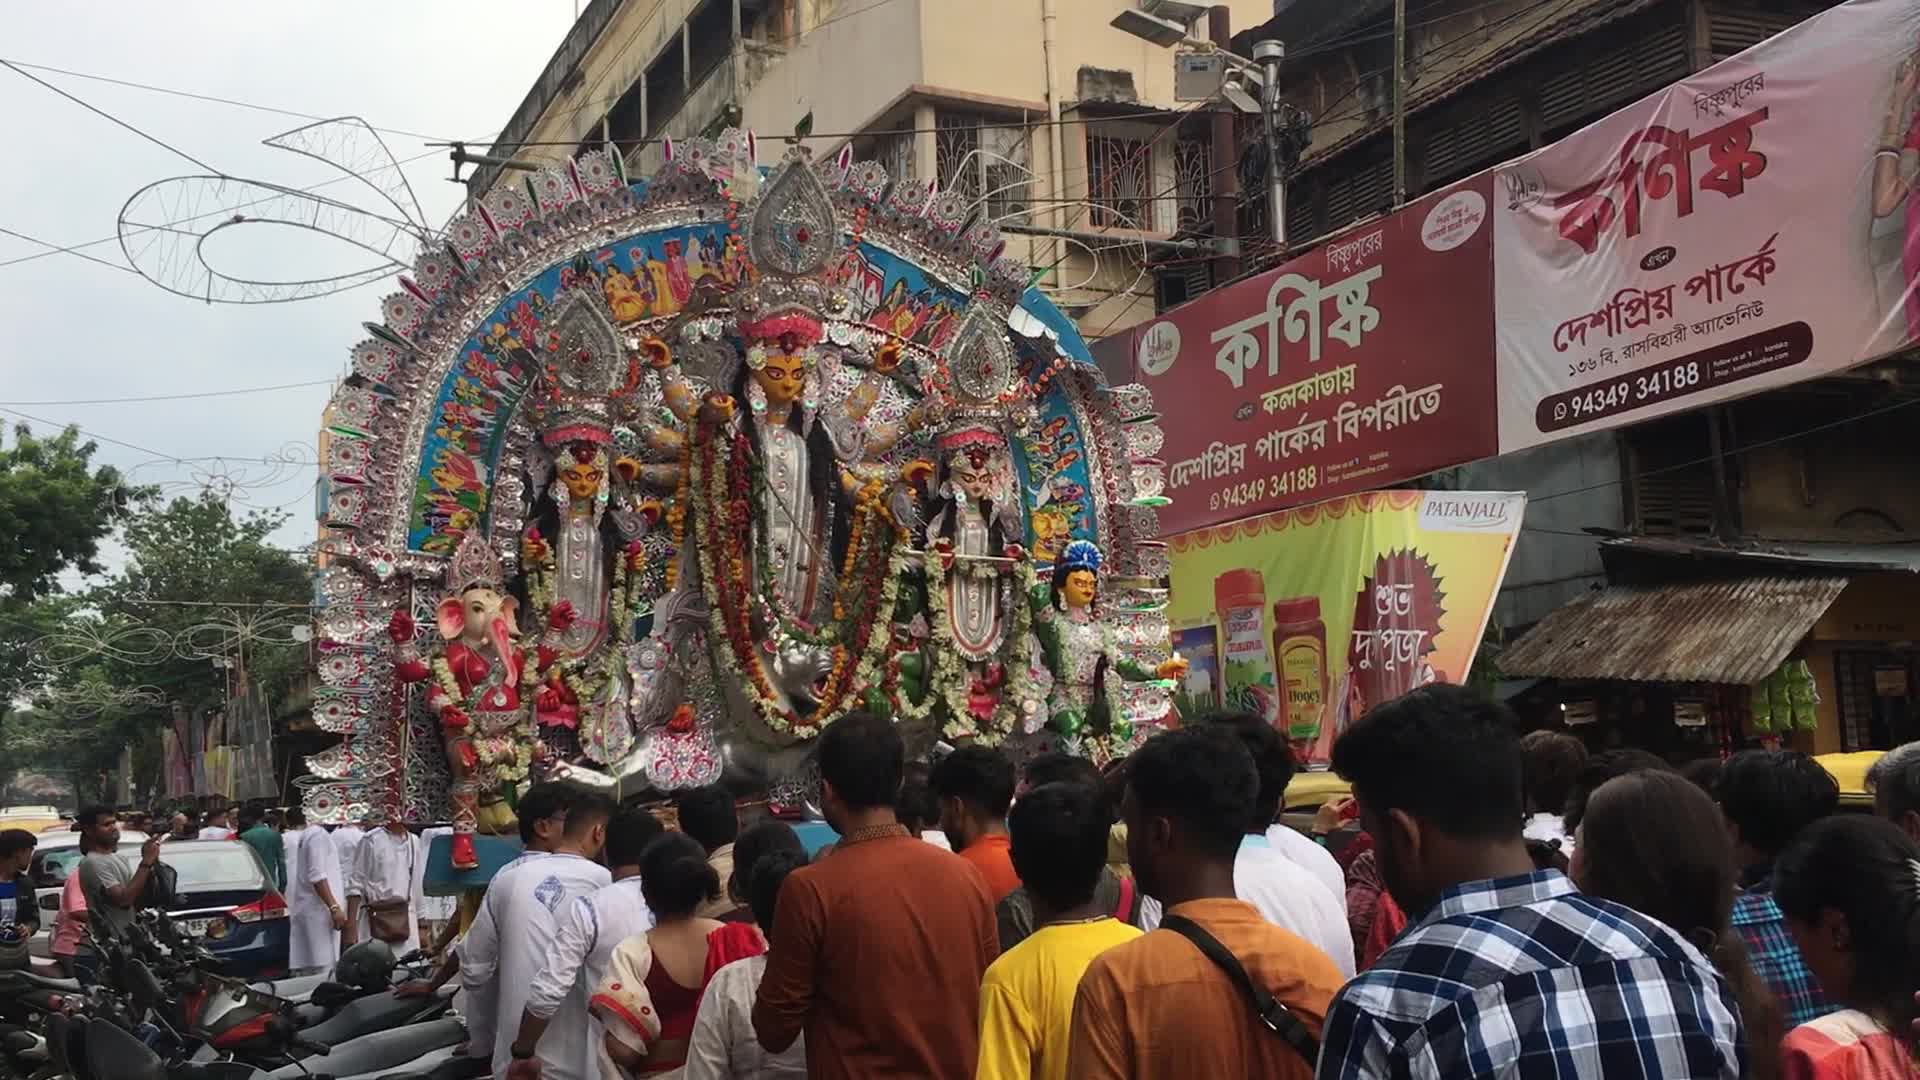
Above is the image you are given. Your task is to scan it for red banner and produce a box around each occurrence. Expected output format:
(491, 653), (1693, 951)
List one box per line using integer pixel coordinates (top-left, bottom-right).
(1094, 176), (1498, 535)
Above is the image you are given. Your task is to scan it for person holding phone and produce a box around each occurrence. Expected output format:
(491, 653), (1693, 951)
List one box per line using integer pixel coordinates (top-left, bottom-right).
(74, 806), (163, 943)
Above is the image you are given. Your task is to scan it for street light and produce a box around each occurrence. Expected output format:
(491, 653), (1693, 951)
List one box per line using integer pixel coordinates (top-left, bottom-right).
(1111, 4), (1298, 252)
(1109, 8), (1191, 48)
(1221, 75), (1261, 115)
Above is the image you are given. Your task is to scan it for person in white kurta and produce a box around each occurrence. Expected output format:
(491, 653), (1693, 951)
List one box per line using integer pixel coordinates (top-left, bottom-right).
(513, 808), (660, 1080)
(463, 837), (611, 1078)
(290, 822), (344, 970)
(331, 823), (367, 886)
(414, 825), (457, 949)
(347, 822), (423, 955)
(283, 825), (303, 905)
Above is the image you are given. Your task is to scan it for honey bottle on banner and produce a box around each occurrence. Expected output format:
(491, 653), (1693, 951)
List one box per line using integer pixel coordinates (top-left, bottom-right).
(1213, 569), (1279, 726)
(1272, 596), (1329, 743)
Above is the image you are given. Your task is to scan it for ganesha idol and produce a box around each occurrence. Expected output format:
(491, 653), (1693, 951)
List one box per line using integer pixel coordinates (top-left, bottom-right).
(391, 534), (539, 870)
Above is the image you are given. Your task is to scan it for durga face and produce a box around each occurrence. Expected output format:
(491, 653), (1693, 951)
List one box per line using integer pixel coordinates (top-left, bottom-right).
(560, 459), (604, 500)
(750, 343), (810, 409)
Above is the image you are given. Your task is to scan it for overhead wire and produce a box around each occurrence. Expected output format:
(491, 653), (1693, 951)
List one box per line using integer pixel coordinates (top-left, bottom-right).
(0, 380), (336, 407)
(0, 225), (141, 276)
(0, 143), (455, 273)
(0, 57), (467, 144)
(0, 58), (222, 174)
(0, 405), (316, 469)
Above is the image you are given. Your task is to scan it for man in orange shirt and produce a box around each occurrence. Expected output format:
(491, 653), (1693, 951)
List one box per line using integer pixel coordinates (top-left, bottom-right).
(931, 746), (1022, 901)
(752, 713), (998, 1079)
(1067, 728), (1344, 1079)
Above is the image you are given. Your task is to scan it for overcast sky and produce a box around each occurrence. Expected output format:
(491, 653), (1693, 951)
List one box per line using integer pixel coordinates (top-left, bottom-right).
(0, 3), (579, 588)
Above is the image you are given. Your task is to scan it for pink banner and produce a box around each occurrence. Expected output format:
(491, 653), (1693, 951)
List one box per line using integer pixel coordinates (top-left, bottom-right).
(1495, 0), (1920, 450)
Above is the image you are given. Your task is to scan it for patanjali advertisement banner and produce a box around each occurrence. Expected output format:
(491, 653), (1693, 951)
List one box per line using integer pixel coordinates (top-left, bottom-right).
(1094, 176), (1498, 535)
(1166, 490), (1524, 765)
(1495, 0), (1920, 450)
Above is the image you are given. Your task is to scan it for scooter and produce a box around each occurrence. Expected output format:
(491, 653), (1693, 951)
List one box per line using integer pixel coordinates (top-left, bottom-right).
(84, 1010), (486, 1080)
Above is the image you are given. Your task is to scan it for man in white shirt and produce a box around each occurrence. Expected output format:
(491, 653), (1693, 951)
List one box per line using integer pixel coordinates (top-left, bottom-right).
(288, 807), (348, 970)
(331, 819), (368, 888)
(345, 816), (424, 953)
(461, 784), (613, 1080)
(1267, 818), (1347, 907)
(506, 806), (661, 1080)
(414, 824), (457, 950)
(197, 806), (236, 841)
(1137, 714), (1356, 976)
(283, 813), (303, 904)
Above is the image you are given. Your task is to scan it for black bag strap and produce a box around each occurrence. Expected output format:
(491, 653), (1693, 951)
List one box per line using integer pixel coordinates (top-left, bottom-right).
(1161, 914), (1319, 1062)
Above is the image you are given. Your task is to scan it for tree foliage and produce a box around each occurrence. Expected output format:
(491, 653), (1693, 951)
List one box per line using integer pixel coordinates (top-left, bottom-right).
(4, 495), (312, 798)
(89, 494), (313, 713)
(0, 424), (145, 604)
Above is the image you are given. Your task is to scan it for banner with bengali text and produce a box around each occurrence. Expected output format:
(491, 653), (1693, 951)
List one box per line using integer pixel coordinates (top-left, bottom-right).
(1494, 0), (1920, 449)
(1167, 490), (1523, 765)
(1093, 176), (1498, 535)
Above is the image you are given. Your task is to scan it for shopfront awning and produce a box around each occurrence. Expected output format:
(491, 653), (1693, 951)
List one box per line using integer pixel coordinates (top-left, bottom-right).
(1498, 576), (1849, 685)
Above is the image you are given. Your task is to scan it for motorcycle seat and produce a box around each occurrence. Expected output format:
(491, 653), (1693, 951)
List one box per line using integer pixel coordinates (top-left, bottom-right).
(259, 1017), (466, 1079)
(1, 968), (79, 992)
(299, 989), (445, 1049)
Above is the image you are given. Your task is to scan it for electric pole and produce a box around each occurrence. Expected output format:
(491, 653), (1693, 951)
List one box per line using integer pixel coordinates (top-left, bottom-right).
(1393, 0), (1408, 207)
(1209, 5), (1243, 283)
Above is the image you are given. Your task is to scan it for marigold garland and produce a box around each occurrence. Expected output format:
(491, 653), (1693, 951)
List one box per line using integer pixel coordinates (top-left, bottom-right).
(690, 419), (905, 735)
(920, 556), (1036, 746)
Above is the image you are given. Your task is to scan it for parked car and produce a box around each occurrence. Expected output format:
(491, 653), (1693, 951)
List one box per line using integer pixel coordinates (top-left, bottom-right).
(147, 839), (291, 980)
(26, 834), (289, 978)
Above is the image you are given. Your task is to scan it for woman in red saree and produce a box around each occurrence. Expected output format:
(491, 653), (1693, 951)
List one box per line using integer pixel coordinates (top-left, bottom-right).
(592, 833), (766, 1078)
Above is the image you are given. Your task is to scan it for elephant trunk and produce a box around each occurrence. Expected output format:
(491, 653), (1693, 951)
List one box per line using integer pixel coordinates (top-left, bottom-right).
(491, 617), (519, 687)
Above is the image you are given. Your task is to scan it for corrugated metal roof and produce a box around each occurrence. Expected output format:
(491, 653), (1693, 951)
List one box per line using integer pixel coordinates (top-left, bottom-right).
(1605, 536), (1920, 573)
(1497, 576), (1849, 685)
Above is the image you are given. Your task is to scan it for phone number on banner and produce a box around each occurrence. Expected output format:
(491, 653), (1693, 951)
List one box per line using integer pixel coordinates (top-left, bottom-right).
(1535, 322), (1812, 433)
(1210, 465), (1321, 513)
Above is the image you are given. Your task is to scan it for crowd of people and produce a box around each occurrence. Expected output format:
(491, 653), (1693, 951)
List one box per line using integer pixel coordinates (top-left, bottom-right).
(15, 682), (1920, 1078)
(367, 689), (1920, 1079)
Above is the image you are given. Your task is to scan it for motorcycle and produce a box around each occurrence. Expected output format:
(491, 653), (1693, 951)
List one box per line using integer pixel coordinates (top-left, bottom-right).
(51, 910), (472, 1079)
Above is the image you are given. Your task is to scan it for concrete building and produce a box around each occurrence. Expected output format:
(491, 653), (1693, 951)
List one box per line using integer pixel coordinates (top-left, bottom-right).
(468, 0), (1275, 338)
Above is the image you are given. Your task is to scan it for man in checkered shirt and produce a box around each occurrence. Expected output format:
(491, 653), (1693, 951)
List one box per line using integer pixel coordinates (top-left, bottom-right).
(1715, 748), (1839, 1027)
(1316, 685), (1745, 1079)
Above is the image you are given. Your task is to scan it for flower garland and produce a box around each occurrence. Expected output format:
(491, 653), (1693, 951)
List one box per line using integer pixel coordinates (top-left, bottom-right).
(921, 557), (1036, 746)
(691, 425), (907, 735)
(430, 655), (464, 710)
(664, 423), (691, 590)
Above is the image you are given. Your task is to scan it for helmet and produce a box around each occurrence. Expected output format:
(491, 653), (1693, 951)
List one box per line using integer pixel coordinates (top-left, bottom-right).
(333, 938), (396, 991)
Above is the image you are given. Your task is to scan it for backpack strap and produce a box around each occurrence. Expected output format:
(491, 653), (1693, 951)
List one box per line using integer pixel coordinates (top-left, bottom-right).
(1160, 914), (1319, 1063)
(1111, 875), (1135, 923)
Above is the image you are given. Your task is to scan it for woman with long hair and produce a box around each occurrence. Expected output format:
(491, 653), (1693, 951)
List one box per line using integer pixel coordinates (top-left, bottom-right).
(592, 833), (766, 1078)
(1774, 815), (1920, 1079)
(1572, 770), (1783, 1079)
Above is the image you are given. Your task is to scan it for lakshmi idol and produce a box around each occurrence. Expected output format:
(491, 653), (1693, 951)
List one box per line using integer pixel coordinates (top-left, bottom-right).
(518, 291), (664, 768)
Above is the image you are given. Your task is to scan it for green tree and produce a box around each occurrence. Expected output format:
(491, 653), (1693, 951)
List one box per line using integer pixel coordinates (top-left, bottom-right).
(0, 424), (144, 604)
(0, 424), (148, 725)
(89, 494), (313, 714)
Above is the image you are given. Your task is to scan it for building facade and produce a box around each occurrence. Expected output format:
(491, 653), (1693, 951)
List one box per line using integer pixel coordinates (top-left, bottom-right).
(470, 0), (1275, 337)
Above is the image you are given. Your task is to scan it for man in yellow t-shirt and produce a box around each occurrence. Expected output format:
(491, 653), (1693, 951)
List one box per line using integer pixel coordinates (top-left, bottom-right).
(976, 781), (1141, 1080)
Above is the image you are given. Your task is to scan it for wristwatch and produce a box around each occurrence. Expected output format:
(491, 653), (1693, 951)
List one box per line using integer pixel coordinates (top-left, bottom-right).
(510, 1042), (536, 1060)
